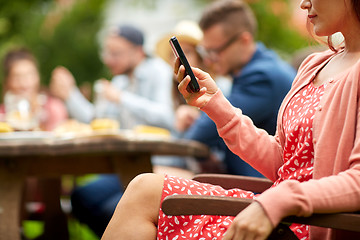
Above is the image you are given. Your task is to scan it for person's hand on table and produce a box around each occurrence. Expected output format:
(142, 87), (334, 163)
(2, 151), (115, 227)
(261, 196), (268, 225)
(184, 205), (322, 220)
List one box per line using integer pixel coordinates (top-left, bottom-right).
(175, 105), (200, 132)
(101, 80), (122, 103)
(223, 201), (274, 240)
(175, 57), (218, 109)
(50, 66), (76, 101)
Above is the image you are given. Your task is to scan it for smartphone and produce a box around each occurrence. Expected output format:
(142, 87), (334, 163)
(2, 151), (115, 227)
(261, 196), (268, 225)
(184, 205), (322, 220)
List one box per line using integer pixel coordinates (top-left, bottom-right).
(169, 36), (200, 93)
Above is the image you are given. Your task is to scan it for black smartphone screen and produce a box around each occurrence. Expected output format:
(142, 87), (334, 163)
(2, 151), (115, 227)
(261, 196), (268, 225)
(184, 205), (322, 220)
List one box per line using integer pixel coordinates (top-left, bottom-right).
(169, 36), (200, 93)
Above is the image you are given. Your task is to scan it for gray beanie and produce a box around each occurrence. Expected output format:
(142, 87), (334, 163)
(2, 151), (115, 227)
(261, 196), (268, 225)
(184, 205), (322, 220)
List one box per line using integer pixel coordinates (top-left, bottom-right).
(116, 25), (144, 46)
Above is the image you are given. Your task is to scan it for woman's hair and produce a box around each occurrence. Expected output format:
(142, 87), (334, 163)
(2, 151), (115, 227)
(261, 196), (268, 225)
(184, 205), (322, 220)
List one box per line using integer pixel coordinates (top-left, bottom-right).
(353, 0), (360, 23)
(314, 0), (360, 52)
(3, 48), (38, 80)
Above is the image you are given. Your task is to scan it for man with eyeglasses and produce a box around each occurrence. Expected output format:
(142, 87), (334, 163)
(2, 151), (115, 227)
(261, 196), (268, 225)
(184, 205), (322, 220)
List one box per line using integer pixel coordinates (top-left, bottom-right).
(49, 24), (174, 237)
(183, 0), (296, 177)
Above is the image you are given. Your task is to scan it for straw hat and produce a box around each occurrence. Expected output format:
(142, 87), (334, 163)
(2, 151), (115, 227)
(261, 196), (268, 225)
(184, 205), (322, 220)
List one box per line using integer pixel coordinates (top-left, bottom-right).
(155, 20), (203, 65)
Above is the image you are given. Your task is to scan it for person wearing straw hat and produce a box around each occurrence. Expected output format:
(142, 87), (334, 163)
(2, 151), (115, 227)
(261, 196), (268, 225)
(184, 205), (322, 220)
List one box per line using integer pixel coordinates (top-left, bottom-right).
(180, 0), (296, 177)
(155, 20), (206, 135)
(155, 20), (232, 173)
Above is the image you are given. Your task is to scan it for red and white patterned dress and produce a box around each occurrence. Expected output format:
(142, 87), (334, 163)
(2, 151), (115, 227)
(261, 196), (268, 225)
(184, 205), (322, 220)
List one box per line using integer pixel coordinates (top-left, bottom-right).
(157, 82), (326, 240)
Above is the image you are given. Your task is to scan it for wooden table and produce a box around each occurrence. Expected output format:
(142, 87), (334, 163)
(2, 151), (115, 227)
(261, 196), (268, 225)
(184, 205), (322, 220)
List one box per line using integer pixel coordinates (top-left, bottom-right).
(0, 132), (209, 240)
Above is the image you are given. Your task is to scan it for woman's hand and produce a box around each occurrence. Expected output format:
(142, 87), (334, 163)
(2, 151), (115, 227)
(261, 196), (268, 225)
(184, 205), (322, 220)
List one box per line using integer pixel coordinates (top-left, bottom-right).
(175, 58), (218, 108)
(223, 201), (274, 240)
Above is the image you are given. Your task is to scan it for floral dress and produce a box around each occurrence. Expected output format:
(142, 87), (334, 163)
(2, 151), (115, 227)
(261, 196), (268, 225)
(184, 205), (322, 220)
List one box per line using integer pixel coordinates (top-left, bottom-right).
(157, 82), (326, 240)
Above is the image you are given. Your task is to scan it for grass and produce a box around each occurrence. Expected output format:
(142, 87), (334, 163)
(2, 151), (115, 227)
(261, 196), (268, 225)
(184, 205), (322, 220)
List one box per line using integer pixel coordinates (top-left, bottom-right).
(23, 174), (102, 240)
(23, 218), (99, 240)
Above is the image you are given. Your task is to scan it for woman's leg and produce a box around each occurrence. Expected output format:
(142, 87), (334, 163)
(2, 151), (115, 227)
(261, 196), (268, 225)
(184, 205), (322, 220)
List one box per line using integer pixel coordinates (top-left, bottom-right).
(101, 173), (165, 240)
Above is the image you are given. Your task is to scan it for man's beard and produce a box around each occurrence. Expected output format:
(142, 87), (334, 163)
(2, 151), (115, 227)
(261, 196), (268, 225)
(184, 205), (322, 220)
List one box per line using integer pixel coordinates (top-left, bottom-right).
(114, 65), (135, 76)
(228, 62), (245, 76)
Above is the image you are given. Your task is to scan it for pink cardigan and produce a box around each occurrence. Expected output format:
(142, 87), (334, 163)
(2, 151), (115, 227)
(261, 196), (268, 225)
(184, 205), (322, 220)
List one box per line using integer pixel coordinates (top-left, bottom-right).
(201, 50), (360, 239)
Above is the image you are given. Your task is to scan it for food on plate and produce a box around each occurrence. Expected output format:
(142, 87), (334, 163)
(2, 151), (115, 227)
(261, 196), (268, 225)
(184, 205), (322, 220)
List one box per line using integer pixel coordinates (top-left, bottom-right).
(53, 119), (92, 135)
(0, 122), (14, 133)
(133, 125), (170, 137)
(90, 118), (120, 131)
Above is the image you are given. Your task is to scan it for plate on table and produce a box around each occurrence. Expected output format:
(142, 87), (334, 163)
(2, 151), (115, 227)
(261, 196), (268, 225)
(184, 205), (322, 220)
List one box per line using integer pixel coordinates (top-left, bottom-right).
(54, 129), (130, 141)
(0, 131), (55, 141)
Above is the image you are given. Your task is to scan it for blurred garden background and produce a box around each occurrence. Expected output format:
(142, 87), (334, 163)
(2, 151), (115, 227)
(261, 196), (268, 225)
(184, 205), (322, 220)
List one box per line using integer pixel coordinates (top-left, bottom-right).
(0, 0), (316, 239)
(0, 0), (315, 103)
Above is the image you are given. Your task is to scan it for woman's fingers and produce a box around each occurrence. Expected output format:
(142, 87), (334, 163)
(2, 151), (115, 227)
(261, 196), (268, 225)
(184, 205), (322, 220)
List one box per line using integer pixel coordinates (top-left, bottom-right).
(176, 63), (219, 108)
(222, 202), (274, 240)
(176, 65), (186, 83)
(177, 74), (191, 96)
(222, 227), (234, 240)
(174, 57), (182, 74)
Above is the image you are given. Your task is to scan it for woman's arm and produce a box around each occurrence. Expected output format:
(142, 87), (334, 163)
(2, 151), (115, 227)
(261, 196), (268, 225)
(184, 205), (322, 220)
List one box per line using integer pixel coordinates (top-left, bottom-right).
(177, 65), (284, 180)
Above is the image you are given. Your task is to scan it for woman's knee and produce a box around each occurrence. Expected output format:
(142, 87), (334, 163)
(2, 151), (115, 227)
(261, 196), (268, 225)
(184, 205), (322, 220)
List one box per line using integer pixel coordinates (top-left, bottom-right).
(126, 173), (164, 199)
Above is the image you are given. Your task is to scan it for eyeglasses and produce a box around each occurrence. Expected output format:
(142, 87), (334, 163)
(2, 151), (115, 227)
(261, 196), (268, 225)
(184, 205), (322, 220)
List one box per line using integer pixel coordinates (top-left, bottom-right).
(197, 32), (241, 60)
(101, 50), (126, 60)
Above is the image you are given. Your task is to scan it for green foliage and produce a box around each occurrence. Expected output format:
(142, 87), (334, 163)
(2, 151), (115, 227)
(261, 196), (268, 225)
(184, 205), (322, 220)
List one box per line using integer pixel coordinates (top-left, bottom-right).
(0, 0), (108, 94)
(248, 0), (314, 59)
(0, 0), (312, 93)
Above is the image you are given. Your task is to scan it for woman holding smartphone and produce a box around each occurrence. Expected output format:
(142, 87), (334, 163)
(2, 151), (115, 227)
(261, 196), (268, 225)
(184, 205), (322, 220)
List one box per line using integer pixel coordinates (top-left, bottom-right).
(102, 0), (360, 239)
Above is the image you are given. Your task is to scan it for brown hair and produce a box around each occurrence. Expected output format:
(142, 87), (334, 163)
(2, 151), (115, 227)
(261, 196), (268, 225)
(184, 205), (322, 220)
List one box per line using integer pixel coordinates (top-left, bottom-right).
(352, 0), (360, 23)
(310, 0), (360, 52)
(199, 0), (257, 38)
(3, 48), (38, 80)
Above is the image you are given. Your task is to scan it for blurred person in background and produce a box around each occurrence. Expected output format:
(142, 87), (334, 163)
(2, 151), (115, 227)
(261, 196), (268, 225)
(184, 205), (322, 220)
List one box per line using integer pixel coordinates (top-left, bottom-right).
(50, 24), (174, 129)
(155, 20), (204, 137)
(102, 0), (360, 237)
(156, 20), (232, 136)
(49, 24), (176, 237)
(1, 48), (67, 131)
(1, 47), (68, 239)
(155, 20), (232, 173)
(181, 0), (296, 177)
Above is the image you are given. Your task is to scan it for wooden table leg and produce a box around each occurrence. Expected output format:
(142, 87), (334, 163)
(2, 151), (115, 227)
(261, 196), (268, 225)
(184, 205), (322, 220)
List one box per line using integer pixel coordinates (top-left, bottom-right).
(41, 178), (69, 240)
(0, 165), (23, 240)
(112, 153), (153, 188)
